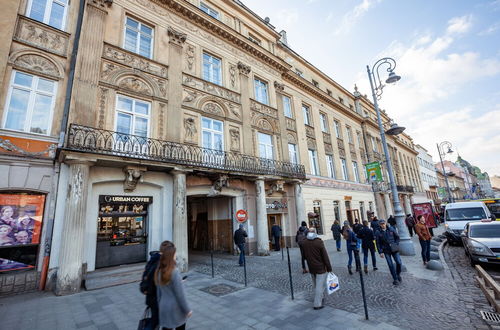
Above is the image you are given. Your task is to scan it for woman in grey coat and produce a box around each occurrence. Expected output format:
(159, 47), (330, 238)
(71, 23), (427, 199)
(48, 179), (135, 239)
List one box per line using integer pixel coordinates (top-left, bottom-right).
(155, 241), (192, 330)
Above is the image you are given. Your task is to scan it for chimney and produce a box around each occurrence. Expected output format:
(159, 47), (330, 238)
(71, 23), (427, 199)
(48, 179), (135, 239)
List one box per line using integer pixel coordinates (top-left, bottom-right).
(279, 30), (288, 46)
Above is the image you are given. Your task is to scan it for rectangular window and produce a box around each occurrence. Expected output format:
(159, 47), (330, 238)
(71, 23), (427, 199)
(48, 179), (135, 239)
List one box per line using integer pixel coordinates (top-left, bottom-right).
(254, 78), (269, 105)
(320, 113), (328, 132)
(27, 0), (68, 30)
(124, 17), (153, 59)
(346, 126), (353, 143)
(334, 120), (341, 138)
(341, 158), (349, 180)
(326, 155), (336, 178)
(283, 95), (293, 118)
(288, 143), (298, 164)
(371, 136), (377, 152)
(115, 95), (150, 138)
(248, 34), (261, 45)
(352, 161), (360, 182)
(303, 104), (311, 126)
(200, 2), (219, 19)
(3, 71), (56, 135)
(202, 117), (224, 151)
(203, 52), (222, 85)
(308, 149), (318, 175)
(258, 132), (274, 159)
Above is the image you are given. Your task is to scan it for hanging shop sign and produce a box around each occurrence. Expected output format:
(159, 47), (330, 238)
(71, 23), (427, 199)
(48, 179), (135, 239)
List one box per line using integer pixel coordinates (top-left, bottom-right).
(365, 161), (383, 182)
(236, 209), (248, 223)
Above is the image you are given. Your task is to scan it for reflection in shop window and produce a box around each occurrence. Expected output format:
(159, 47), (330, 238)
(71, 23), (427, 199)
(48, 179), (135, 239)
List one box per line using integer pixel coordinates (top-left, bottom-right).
(309, 201), (323, 235)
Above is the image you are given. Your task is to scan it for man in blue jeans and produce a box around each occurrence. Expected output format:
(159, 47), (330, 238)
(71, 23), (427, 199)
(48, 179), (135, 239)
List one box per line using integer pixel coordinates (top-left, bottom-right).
(375, 220), (403, 285)
(233, 224), (248, 266)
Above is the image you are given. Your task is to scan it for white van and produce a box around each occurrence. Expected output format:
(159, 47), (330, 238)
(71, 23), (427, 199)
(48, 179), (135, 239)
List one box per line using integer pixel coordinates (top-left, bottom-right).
(444, 202), (494, 245)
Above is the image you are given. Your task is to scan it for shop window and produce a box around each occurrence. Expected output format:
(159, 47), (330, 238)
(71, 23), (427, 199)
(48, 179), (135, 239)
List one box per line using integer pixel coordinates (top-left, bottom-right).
(0, 194), (46, 273)
(3, 71), (56, 135)
(203, 52), (222, 86)
(254, 78), (268, 105)
(124, 17), (153, 59)
(309, 201), (323, 235)
(333, 200), (341, 222)
(27, 0), (68, 30)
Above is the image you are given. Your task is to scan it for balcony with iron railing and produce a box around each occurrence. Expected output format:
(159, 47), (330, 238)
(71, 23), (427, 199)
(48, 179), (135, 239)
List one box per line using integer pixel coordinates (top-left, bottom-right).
(396, 185), (415, 193)
(65, 124), (306, 179)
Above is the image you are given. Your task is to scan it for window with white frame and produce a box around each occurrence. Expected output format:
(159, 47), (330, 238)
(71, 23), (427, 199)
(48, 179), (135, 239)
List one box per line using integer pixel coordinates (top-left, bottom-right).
(202, 117), (224, 151)
(352, 161), (360, 182)
(258, 132), (274, 159)
(326, 154), (336, 178)
(200, 2), (219, 19)
(341, 158), (349, 180)
(288, 143), (298, 164)
(254, 78), (268, 105)
(320, 113), (328, 132)
(346, 126), (353, 143)
(3, 71), (57, 135)
(27, 0), (68, 30)
(308, 149), (318, 175)
(115, 95), (150, 138)
(303, 104), (311, 126)
(203, 52), (222, 85)
(283, 95), (293, 118)
(334, 120), (341, 138)
(124, 17), (153, 59)
(371, 136), (377, 152)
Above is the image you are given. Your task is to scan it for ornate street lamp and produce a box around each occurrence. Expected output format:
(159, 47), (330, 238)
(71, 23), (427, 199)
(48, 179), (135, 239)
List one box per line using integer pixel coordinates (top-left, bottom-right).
(437, 141), (454, 203)
(366, 57), (415, 256)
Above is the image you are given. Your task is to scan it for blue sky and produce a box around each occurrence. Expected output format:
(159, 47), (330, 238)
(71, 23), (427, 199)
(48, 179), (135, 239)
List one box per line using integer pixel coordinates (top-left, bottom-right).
(246, 0), (500, 176)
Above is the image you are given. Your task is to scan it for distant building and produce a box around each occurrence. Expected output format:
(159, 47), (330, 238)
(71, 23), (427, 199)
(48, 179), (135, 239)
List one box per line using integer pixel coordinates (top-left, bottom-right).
(415, 144), (438, 205)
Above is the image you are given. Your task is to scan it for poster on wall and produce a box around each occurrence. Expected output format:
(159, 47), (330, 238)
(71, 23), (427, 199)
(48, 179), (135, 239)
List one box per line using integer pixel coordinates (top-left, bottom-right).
(411, 202), (437, 229)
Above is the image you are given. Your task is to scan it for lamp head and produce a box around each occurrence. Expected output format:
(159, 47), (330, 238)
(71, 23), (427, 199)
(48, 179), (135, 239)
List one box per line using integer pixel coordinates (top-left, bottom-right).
(447, 147), (453, 154)
(385, 123), (405, 135)
(386, 71), (401, 84)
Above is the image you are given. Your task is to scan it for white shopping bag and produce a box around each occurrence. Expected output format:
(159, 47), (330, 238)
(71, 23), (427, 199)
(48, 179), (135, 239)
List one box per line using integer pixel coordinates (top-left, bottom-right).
(326, 272), (339, 294)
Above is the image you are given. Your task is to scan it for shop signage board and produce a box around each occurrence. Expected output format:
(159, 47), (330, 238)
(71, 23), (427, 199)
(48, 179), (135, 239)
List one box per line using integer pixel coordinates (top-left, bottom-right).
(236, 209), (248, 223)
(99, 195), (153, 204)
(266, 198), (288, 213)
(411, 202), (437, 228)
(365, 161), (383, 182)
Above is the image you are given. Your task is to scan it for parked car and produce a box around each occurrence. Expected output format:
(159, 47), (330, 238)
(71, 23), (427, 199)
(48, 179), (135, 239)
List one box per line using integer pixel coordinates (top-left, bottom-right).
(444, 202), (494, 245)
(462, 221), (500, 266)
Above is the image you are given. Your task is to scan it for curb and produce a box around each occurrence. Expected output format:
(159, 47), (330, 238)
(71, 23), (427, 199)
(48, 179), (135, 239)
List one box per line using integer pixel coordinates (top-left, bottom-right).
(438, 239), (457, 288)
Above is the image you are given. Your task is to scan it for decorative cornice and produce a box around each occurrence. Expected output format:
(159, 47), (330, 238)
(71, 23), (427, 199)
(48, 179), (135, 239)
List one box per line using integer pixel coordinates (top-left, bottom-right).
(237, 61), (251, 75)
(168, 26), (187, 46)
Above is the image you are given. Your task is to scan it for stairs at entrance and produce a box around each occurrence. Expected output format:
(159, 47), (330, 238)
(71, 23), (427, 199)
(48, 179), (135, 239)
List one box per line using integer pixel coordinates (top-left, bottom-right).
(84, 263), (145, 291)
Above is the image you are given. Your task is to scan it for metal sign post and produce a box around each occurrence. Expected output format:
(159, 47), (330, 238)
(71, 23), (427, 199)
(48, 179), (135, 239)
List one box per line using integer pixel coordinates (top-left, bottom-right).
(354, 249), (369, 320)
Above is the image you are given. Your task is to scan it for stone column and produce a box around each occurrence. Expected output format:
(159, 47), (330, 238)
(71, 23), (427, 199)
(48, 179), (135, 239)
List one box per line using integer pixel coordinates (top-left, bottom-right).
(294, 182), (305, 226)
(165, 27), (187, 142)
(71, 0), (112, 126)
(255, 178), (269, 256)
(404, 195), (412, 215)
(237, 62), (253, 155)
(383, 193), (393, 219)
(274, 81), (289, 162)
(56, 161), (93, 295)
(172, 170), (188, 272)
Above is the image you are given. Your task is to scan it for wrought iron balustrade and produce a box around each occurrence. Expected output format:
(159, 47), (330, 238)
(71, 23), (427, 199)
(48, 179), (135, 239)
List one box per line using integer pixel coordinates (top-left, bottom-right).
(396, 185), (415, 193)
(66, 124), (306, 179)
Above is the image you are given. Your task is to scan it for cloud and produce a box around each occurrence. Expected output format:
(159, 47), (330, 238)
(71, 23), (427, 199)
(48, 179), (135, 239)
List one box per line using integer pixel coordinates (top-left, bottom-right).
(478, 22), (500, 35)
(334, 0), (383, 35)
(446, 15), (473, 34)
(275, 8), (299, 26)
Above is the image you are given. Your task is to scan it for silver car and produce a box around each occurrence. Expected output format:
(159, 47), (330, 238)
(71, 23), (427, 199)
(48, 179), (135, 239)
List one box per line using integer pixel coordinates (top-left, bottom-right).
(462, 221), (500, 266)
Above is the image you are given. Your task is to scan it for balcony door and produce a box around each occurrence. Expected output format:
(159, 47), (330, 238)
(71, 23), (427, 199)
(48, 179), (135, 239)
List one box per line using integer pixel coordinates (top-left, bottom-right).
(202, 117), (224, 167)
(115, 95), (150, 154)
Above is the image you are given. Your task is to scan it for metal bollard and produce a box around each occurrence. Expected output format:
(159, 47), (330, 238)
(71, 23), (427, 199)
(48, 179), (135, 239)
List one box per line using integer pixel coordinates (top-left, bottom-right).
(210, 249), (214, 278)
(286, 247), (294, 300)
(354, 249), (369, 320)
(243, 249), (247, 287)
(281, 245), (284, 261)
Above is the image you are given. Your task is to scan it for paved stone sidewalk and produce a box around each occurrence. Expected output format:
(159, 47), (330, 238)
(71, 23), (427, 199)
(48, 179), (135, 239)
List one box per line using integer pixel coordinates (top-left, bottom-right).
(0, 271), (399, 330)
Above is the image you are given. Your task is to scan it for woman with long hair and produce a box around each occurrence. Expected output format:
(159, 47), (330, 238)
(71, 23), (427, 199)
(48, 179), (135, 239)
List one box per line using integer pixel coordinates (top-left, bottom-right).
(155, 241), (192, 330)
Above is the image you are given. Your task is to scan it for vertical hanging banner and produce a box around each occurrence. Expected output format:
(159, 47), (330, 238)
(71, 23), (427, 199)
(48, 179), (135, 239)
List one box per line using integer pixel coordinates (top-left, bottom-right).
(365, 162), (383, 182)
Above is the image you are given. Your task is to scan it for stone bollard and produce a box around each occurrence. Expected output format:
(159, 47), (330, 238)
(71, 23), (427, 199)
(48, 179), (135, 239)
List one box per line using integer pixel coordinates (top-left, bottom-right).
(430, 240), (441, 246)
(426, 260), (444, 271)
(430, 252), (440, 260)
(430, 245), (439, 252)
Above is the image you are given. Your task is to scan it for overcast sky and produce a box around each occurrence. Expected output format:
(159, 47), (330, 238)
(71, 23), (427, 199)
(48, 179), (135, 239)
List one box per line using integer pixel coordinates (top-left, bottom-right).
(245, 0), (500, 176)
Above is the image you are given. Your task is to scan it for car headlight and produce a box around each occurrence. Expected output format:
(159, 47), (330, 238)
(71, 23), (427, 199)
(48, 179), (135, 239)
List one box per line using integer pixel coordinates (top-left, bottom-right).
(468, 240), (494, 256)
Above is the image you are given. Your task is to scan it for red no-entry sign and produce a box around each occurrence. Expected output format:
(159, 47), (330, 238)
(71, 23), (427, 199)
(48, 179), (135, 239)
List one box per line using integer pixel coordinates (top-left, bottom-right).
(236, 209), (248, 223)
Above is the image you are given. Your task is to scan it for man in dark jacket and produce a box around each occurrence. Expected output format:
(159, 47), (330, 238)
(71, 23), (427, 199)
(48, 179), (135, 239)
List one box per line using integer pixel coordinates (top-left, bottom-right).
(356, 221), (377, 273)
(387, 215), (397, 227)
(353, 218), (363, 249)
(330, 221), (342, 251)
(301, 227), (332, 310)
(234, 224), (248, 266)
(296, 225), (308, 273)
(140, 251), (161, 330)
(375, 220), (403, 285)
(271, 223), (282, 251)
(370, 216), (381, 233)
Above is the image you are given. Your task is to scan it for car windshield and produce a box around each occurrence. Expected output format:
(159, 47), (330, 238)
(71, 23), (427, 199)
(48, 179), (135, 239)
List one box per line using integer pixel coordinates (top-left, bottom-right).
(470, 225), (500, 238)
(446, 208), (486, 221)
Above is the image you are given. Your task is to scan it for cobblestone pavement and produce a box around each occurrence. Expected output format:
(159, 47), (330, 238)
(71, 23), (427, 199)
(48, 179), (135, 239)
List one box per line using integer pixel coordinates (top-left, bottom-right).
(443, 243), (498, 330)
(190, 233), (490, 330)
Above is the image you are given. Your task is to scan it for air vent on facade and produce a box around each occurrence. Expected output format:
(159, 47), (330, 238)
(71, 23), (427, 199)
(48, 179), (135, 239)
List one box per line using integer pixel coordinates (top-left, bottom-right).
(480, 311), (500, 323)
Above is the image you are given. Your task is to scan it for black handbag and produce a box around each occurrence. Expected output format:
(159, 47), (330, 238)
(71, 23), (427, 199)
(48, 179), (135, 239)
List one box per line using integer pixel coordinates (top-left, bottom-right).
(390, 243), (399, 253)
(137, 307), (152, 330)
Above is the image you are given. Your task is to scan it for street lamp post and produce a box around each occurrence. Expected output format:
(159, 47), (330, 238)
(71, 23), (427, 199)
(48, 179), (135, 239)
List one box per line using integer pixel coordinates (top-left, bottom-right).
(366, 57), (415, 256)
(437, 141), (454, 203)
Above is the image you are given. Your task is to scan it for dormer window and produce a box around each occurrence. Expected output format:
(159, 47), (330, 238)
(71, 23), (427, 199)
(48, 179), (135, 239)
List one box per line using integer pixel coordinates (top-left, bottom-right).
(248, 34), (261, 46)
(200, 2), (219, 19)
(295, 69), (304, 77)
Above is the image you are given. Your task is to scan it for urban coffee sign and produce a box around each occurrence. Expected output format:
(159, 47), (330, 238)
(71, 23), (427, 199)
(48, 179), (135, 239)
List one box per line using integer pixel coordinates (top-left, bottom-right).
(266, 198), (288, 213)
(99, 195), (153, 204)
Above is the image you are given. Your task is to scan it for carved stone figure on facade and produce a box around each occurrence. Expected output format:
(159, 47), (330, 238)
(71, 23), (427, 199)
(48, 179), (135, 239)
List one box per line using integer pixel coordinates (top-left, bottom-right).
(237, 61), (251, 75)
(186, 45), (195, 70)
(203, 102), (224, 117)
(184, 117), (197, 143)
(229, 128), (240, 151)
(267, 181), (285, 195)
(123, 167), (146, 192)
(273, 81), (285, 92)
(229, 65), (236, 87)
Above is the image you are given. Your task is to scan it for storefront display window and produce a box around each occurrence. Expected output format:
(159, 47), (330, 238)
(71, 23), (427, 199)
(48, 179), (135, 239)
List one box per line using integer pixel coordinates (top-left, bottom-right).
(309, 201), (324, 235)
(0, 194), (45, 272)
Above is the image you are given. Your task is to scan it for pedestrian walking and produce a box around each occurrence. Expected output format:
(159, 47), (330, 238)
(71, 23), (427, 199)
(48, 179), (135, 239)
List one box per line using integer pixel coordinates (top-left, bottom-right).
(415, 215), (431, 265)
(140, 249), (162, 330)
(301, 227), (333, 310)
(356, 221), (377, 273)
(353, 218), (363, 249)
(343, 224), (359, 275)
(155, 241), (192, 330)
(370, 216), (381, 234)
(271, 222), (282, 251)
(387, 215), (397, 227)
(296, 226), (309, 273)
(405, 214), (416, 237)
(233, 224), (247, 266)
(375, 220), (403, 285)
(330, 220), (342, 251)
